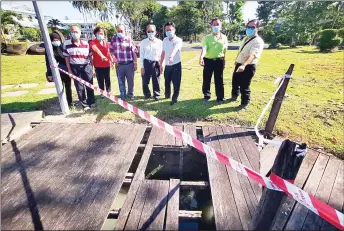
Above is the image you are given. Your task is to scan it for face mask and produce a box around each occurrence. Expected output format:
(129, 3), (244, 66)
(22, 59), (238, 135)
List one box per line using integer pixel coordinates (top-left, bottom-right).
(147, 32), (155, 39)
(96, 34), (104, 40)
(71, 32), (80, 39)
(212, 26), (220, 33)
(246, 28), (255, 37)
(117, 33), (125, 39)
(166, 31), (174, 38)
(52, 41), (61, 47)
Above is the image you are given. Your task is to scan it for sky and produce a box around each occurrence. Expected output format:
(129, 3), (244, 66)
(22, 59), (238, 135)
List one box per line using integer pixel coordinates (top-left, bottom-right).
(2, 1), (258, 23)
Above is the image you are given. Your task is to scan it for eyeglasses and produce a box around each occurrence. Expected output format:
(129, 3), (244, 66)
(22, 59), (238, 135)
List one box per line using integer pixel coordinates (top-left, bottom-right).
(247, 26), (256, 30)
(117, 30), (124, 33)
(147, 31), (155, 33)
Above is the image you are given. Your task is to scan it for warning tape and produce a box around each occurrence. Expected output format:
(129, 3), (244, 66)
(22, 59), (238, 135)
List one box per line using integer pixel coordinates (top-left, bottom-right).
(52, 66), (344, 230)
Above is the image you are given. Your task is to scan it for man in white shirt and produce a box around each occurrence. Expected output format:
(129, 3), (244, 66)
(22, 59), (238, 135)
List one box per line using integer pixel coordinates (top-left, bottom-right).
(228, 19), (264, 110)
(140, 24), (163, 101)
(159, 22), (183, 105)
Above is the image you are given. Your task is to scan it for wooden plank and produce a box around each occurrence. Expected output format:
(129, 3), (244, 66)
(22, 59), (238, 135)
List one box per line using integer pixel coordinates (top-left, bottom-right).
(24, 124), (113, 230)
(124, 180), (151, 230)
(320, 161), (344, 230)
(302, 158), (342, 230)
(216, 126), (252, 230)
(284, 153), (329, 230)
(115, 126), (160, 230)
(203, 126), (242, 230)
(233, 127), (262, 201)
(271, 149), (320, 230)
(54, 124), (140, 230)
(226, 126), (260, 215)
(175, 125), (183, 146)
(75, 124), (147, 230)
(1, 123), (77, 230)
(138, 180), (169, 230)
(183, 125), (196, 147)
(166, 179), (180, 230)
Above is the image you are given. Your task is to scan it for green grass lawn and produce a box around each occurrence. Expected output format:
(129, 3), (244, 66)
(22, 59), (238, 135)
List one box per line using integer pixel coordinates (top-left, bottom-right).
(1, 46), (343, 157)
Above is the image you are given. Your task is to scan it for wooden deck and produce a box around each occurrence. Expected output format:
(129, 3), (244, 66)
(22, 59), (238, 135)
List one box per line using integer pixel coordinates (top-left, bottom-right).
(2, 122), (343, 230)
(260, 144), (344, 230)
(1, 123), (146, 230)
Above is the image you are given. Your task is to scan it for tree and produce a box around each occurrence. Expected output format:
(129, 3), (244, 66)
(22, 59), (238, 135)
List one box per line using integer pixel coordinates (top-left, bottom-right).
(224, 1), (244, 24)
(1, 11), (21, 41)
(22, 28), (39, 41)
(96, 21), (116, 40)
(152, 6), (170, 38)
(47, 19), (61, 30)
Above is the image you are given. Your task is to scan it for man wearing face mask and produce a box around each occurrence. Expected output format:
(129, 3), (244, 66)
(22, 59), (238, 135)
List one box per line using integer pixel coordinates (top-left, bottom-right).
(89, 26), (113, 99)
(200, 18), (228, 104)
(109, 24), (138, 100)
(228, 19), (264, 110)
(159, 22), (183, 106)
(63, 25), (95, 111)
(140, 24), (163, 101)
(44, 30), (73, 107)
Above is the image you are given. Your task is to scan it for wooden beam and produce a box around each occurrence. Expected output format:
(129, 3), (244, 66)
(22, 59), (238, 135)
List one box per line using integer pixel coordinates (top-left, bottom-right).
(108, 209), (203, 220)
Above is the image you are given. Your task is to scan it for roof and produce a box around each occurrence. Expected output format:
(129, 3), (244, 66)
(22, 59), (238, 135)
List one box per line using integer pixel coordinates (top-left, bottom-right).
(60, 20), (99, 25)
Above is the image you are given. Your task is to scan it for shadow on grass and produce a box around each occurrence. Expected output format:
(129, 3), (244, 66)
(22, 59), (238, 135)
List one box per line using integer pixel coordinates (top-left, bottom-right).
(1, 97), (59, 114)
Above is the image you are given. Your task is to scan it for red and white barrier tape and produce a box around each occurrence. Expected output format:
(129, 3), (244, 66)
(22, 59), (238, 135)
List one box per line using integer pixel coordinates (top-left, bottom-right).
(52, 66), (344, 230)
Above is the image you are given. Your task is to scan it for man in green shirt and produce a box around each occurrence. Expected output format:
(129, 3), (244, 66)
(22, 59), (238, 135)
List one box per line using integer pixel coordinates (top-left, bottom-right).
(200, 18), (228, 104)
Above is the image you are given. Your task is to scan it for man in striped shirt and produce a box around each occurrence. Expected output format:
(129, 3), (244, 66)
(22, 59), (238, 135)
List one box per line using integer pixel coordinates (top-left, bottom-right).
(110, 24), (138, 100)
(63, 25), (95, 110)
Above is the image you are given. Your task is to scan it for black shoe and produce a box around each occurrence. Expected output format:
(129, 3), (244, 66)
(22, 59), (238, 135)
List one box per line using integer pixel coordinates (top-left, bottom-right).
(203, 98), (209, 103)
(89, 103), (97, 108)
(154, 97), (159, 101)
(100, 95), (105, 99)
(237, 104), (248, 110)
(227, 97), (237, 102)
(128, 95), (135, 100)
(83, 105), (90, 111)
(165, 95), (170, 99)
(217, 100), (224, 104)
(144, 95), (151, 100)
(170, 100), (177, 105)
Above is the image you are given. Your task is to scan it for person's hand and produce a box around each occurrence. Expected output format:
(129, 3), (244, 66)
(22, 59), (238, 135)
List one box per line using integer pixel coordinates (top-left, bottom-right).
(160, 65), (164, 74)
(199, 58), (204, 66)
(46, 76), (53, 82)
(223, 61), (226, 70)
(133, 62), (137, 71)
(68, 70), (73, 76)
(112, 56), (118, 64)
(92, 67), (96, 77)
(236, 65), (246, 73)
(141, 68), (145, 77)
(234, 62), (237, 66)
(168, 56), (173, 65)
(101, 55), (108, 62)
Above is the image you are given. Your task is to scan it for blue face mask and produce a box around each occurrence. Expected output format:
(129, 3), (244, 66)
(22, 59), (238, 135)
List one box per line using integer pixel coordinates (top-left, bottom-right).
(147, 32), (155, 39)
(52, 41), (61, 47)
(166, 31), (174, 38)
(246, 28), (255, 37)
(212, 26), (220, 33)
(71, 32), (80, 39)
(117, 33), (125, 39)
(96, 34), (104, 40)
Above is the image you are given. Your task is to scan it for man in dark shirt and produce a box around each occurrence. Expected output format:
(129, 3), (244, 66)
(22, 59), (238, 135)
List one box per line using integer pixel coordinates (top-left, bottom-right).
(44, 30), (73, 107)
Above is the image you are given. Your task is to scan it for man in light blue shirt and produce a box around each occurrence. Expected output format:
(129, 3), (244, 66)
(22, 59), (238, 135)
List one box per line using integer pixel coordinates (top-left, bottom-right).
(159, 22), (183, 105)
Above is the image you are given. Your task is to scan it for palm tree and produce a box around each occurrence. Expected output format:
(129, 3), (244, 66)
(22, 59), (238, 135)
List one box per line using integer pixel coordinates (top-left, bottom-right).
(47, 19), (61, 30)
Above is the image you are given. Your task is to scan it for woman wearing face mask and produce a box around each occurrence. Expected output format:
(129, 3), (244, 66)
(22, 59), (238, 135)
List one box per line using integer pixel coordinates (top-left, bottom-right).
(44, 30), (73, 107)
(89, 26), (113, 98)
(199, 18), (228, 104)
(228, 19), (264, 110)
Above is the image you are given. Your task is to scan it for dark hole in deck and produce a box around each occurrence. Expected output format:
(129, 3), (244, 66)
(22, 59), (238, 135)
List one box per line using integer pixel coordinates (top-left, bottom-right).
(182, 148), (208, 181)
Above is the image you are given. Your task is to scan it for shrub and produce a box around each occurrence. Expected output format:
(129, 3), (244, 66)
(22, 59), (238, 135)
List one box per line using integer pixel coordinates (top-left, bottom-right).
(337, 28), (344, 48)
(318, 29), (342, 52)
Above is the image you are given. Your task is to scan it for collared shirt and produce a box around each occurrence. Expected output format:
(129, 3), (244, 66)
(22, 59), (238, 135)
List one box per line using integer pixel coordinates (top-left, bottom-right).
(162, 36), (183, 66)
(139, 37), (163, 68)
(109, 36), (137, 63)
(89, 39), (111, 68)
(236, 35), (264, 64)
(202, 33), (228, 59)
(63, 39), (91, 65)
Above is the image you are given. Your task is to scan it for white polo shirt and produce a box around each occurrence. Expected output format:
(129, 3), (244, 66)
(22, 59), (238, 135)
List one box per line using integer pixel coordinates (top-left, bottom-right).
(236, 35), (264, 65)
(162, 36), (183, 66)
(139, 37), (163, 68)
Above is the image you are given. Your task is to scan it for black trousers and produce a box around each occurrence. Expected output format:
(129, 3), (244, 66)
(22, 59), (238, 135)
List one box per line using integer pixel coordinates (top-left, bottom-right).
(164, 62), (182, 101)
(142, 59), (160, 98)
(202, 58), (224, 101)
(231, 63), (256, 105)
(60, 72), (73, 107)
(95, 66), (111, 93)
(71, 63), (95, 107)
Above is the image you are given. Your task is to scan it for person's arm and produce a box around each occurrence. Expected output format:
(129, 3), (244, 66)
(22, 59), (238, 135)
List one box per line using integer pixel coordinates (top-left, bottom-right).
(140, 40), (145, 76)
(168, 38), (183, 64)
(109, 38), (118, 66)
(131, 40), (138, 71)
(223, 36), (228, 69)
(91, 44), (108, 61)
(236, 40), (262, 72)
(200, 37), (207, 66)
(62, 42), (72, 74)
(44, 51), (52, 76)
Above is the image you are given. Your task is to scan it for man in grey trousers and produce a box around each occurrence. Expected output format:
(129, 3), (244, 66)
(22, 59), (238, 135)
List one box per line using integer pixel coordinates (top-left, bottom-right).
(109, 24), (138, 100)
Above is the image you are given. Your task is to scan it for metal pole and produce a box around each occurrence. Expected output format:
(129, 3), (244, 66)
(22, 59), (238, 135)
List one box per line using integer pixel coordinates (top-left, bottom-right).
(32, 1), (70, 115)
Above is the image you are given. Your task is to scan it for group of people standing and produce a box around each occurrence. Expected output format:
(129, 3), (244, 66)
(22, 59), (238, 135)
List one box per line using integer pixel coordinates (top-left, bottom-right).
(45, 18), (264, 111)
